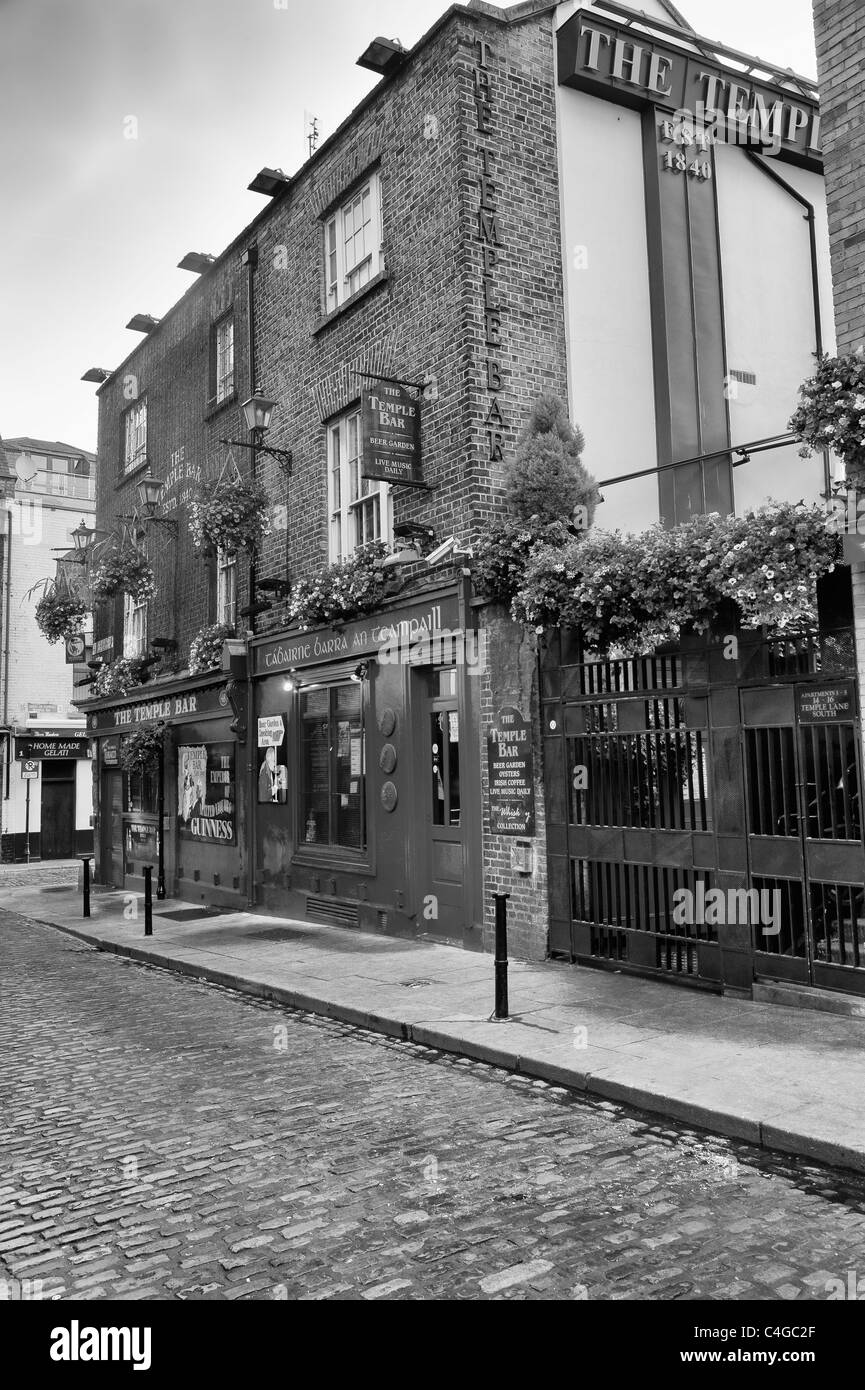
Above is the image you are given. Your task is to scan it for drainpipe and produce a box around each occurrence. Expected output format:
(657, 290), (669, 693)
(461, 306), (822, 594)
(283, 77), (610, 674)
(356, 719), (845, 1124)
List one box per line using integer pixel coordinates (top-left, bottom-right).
(744, 150), (830, 497)
(242, 243), (258, 910)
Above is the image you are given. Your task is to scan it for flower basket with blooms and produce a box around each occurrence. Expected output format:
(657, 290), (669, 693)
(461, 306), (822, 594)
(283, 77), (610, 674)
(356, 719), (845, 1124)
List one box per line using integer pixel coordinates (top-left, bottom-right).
(91, 655), (151, 698)
(188, 622), (235, 675)
(34, 587), (88, 644)
(119, 722), (165, 774)
(790, 348), (865, 470)
(285, 542), (389, 630)
(188, 474), (272, 556)
(91, 547), (156, 603)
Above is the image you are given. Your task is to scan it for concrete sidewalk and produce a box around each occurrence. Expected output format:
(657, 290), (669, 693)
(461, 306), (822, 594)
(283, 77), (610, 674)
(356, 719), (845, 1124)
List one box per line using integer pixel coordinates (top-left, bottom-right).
(5, 875), (865, 1174)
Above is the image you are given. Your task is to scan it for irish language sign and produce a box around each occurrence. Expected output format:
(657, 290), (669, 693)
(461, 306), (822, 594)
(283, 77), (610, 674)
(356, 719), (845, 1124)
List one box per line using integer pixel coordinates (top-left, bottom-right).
(487, 706), (535, 836)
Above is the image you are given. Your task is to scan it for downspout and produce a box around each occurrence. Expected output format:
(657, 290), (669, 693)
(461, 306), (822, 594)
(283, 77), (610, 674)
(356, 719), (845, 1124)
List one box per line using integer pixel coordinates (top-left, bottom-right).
(744, 150), (830, 497)
(242, 243), (258, 910)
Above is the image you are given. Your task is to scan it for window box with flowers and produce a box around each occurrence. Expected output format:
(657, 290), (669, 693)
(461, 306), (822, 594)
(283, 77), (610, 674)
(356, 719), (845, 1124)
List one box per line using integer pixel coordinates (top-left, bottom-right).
(285, 541), (389, 630)
(91, 655), (152, 698)
(188, 622), (235, 675)
(91, 546), (156, 603)
(189, 473), (271, 557)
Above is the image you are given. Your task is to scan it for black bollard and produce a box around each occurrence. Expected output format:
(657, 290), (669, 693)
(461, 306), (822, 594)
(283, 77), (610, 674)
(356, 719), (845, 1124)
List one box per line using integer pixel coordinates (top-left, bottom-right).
(81, 856), (92, 919)
(493, 892), (510, 1019)
(143, 866), (153, 937)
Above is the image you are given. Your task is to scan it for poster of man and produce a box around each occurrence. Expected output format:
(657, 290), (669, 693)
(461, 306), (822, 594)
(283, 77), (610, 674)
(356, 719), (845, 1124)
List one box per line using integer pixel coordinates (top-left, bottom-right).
(257, 714), (288, 804)
(178, 746), (207, 824)
(177, 744), (236, 842)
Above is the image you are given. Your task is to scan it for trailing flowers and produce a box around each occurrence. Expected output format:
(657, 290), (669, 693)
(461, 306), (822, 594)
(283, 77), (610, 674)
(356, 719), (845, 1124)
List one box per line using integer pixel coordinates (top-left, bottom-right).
(285, 541), (389, 630)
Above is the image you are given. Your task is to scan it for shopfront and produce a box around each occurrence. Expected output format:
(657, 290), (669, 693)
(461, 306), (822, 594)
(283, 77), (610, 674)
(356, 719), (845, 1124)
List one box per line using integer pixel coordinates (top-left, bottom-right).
(8, 727), (93, 862)
(252, 583), (483, 946)
(84, 675), (245, 904)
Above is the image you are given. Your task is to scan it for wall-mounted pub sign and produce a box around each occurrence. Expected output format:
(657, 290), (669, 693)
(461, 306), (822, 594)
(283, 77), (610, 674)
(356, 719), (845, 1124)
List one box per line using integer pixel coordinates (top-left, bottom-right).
(361, 382), (423, 488)
(15, 732), (91, 760)
(487, 706), (535, 835)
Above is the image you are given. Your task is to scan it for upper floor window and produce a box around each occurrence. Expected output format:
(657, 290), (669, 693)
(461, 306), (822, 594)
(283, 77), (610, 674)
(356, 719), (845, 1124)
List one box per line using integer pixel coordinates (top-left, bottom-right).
(216, 547), (237, 627)
(123, 398), (147, 473)
(324, 172), (382, 310)
(212, 315), (235, 404)
(327, 407), (392, 562)
(123, 591), (147, 658)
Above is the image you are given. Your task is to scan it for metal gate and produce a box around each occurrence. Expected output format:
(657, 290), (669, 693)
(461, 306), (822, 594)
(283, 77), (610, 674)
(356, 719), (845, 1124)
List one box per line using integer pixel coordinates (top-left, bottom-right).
(541, 626), (865, 995)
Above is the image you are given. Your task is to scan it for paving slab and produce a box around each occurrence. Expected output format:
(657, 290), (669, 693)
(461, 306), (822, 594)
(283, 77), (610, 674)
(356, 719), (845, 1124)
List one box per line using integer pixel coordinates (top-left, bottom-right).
(5, 879), (865, 1173)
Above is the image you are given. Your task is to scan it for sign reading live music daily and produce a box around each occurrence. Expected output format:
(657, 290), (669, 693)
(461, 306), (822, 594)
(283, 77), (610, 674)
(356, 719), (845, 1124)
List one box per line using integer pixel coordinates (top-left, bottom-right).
(361, 383), (423, 487)
(487, 706), (535, 836)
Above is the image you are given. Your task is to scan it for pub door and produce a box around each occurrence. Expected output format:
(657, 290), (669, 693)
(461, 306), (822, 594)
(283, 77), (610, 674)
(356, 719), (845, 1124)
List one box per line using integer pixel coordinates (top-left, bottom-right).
(743, 678), (865, 995)
(418, 666), (466, 940)
(40, 759), (76, 859)
(101, 771), (125, 888)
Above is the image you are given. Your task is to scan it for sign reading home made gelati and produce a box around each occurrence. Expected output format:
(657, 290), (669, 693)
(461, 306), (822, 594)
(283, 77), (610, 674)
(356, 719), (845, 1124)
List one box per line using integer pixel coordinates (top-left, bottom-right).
(487, 706), (535, 836)
(796, 682), (856, 723)
(15, 732), (91, 760)
(361, 383), (423, 487)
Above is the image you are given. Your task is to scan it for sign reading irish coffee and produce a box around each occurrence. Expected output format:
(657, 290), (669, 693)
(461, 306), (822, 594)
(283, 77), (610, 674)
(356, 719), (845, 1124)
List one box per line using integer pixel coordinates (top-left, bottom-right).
(361, 383), (423, 487)
(558, 12), (821, 165)
(487, 706), (535, 836)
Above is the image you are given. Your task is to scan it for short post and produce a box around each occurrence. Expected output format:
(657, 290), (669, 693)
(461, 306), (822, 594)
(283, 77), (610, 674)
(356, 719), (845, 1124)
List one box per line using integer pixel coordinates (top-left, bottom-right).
(143, 865), (153, 937)
(493, 892), (510, 1019)
(81, 855), (92, 918)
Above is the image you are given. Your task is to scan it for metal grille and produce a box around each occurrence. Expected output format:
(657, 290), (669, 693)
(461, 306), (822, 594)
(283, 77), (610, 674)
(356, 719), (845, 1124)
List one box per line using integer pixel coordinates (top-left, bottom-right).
(573, 860), (718, 941)
(751, 876), (806, 958)
(801, 723), (861, 840)
(745, 727), (798, 836)
(306, 896), (359, 928)
(811, 882), (865, 968)
(577, 654), (682, 697)
(571, 699), (708, 831)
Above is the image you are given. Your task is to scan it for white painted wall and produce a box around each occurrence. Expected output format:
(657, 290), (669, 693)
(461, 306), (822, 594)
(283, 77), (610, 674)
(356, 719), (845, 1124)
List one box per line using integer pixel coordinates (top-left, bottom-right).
(557, 86), (661, 532)
(716, 145), (835, 513)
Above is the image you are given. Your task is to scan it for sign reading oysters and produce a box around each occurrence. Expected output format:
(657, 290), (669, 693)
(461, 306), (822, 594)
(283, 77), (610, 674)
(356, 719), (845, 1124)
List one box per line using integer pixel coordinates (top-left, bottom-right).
(361, 382), (423, 487)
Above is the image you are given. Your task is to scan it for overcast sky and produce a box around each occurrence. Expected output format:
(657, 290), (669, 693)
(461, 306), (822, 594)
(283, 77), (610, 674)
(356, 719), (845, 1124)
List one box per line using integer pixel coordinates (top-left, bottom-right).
(0, 0), (819, 453)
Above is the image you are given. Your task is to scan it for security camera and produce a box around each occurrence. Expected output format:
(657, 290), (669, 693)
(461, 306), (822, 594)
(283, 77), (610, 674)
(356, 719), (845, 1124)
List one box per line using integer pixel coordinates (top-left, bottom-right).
(426, 536), (458, 565)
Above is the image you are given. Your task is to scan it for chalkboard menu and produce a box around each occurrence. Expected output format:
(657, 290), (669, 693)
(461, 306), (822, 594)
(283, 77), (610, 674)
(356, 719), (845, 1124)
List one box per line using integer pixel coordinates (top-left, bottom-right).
(796, 682), (856, 723)
(487, 706), (535, 836)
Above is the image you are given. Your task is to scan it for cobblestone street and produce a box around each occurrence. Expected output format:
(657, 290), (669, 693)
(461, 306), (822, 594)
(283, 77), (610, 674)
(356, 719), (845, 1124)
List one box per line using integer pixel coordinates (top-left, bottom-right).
(3, 910), (865, 1302)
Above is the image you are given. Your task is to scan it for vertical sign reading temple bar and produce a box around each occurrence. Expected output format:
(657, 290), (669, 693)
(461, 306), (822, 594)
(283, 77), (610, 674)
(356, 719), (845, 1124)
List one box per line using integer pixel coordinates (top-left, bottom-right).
(361, 384), (423, 487)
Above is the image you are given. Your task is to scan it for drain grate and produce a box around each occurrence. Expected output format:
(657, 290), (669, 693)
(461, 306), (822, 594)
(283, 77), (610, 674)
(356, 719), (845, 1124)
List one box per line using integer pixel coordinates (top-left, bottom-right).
(156, 907), (227, 922)
(306, 896), (359, 928)
(401, 979), (434, 989)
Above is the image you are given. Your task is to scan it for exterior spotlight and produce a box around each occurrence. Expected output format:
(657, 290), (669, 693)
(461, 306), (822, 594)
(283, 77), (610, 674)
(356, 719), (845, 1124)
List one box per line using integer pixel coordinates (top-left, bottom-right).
(283, 669), (298, 692)
(351, 662), (369, 683)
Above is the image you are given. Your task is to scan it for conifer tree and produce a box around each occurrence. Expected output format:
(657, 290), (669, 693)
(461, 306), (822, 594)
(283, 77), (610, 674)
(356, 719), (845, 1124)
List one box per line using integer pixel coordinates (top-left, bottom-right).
(503, 392), (598, 528)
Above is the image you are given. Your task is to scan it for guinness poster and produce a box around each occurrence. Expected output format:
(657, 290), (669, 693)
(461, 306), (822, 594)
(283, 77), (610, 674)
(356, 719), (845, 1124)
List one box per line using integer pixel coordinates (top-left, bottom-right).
(178, 742), (236, 843)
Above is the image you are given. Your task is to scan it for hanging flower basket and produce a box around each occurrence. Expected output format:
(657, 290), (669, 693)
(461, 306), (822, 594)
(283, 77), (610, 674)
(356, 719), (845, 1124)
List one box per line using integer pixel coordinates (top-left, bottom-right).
(188, 622), (234, 675)
(120, 722), (165, 774)
(285, 542), (389, 630)
(91, 546), (156, 603)
(34, 587), (88, 644)
(188, 474), (272, 556)
(790, 349), (865, 470)
(91, 655), (151, 698)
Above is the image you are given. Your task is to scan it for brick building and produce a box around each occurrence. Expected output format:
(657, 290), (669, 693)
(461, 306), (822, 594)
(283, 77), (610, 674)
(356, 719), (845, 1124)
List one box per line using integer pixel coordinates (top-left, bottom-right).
(75, 0), (856, 990)
(0, 437), (96, 861)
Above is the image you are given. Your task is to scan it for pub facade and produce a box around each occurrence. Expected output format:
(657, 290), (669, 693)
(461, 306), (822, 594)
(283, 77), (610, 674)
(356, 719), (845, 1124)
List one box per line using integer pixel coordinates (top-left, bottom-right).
(75, 0), (862, 993)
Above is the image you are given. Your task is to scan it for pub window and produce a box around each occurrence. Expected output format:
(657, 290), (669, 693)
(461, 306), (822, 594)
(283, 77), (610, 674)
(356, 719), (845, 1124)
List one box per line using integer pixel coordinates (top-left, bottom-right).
(122, 591), (147, 658)
(211, 314), (235, 404)
(299, 682), (365, 850)
(327, 406), (392, 562)
(216, 547), (237, 626)
(122, 397), (147, 473)
(323, 171), (382, 310)
(125, 764), (159, 815)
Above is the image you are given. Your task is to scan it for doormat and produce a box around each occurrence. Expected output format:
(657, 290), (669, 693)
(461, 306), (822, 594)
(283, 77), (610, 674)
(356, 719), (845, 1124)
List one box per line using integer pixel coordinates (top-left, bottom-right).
(155, 907), (229, 922)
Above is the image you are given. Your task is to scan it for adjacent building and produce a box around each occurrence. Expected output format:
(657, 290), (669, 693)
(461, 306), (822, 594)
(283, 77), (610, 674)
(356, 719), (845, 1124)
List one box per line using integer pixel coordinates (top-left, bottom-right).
(0, 437), (96, 861)
(74, 0), (863, 997)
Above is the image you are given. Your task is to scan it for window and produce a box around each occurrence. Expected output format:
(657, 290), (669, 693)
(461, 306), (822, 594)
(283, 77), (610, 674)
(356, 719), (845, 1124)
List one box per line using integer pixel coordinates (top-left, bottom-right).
(123, 398), (147, 473)
(125, 766), (159, 816)
(216, 547), (237, 626)
(213, 316), (235, 403)
(300, 683), (365, 850)
(123, 591), (147, 658)
(327, 407), (392, 561)
(324, 172), (382, 309)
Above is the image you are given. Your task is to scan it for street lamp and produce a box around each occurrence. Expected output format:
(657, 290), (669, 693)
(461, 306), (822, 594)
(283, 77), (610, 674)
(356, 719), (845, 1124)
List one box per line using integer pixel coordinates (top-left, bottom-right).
(71, 517), (94, 557)
(241, 391), (278, 436)
(134, 473), (177, 532)
(220, 391), (293, 473)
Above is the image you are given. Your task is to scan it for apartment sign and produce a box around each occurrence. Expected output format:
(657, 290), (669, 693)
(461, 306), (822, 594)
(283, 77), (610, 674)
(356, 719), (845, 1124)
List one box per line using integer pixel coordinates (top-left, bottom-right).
(361, 384), (423, 487)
